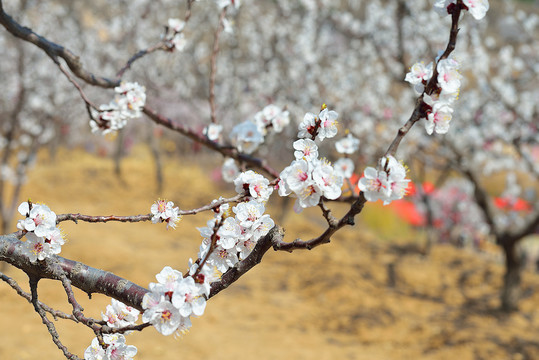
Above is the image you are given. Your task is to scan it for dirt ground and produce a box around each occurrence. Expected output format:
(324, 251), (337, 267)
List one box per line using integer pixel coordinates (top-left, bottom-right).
(1, 147), (538, 360)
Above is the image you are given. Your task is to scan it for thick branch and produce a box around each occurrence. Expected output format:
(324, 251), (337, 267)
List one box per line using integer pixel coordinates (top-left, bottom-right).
(0, 234), (149, 311)
(209, 226), (285, 298)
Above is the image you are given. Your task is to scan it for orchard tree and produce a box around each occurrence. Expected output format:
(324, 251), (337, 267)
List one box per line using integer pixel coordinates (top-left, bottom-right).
(1, 0), (524, 358)
(403, 1), (538, 311)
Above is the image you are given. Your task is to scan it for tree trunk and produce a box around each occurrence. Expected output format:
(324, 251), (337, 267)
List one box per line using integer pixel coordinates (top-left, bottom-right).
(500, 238), (521, 312)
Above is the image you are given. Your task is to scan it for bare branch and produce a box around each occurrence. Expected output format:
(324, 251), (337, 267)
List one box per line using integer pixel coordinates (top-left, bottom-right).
(143, 106), (280, 178)
(273, 193), (367, 252)
(116, 42), (171, 79)
(28, 276), (81, 360)
(0, 271), (77, 321)
(57, 213), (152, 224)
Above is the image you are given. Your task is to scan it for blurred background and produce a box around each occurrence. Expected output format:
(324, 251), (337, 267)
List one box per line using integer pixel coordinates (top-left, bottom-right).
(0, 0), (538, 359)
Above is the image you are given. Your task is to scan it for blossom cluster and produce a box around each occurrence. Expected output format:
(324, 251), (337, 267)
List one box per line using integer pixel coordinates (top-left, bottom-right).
(102, 299), (140, 329)
(84, 333), (137, 360)
(233, 170), (273, 203)
(16, 201), (65, 263)
(405, 57), (460, 135)
(405, 1), (489, 136)
(297, 107), (339, 141)
(278, 107), (344, 211)
(142, 175), (274, 337)
(90, 82), (146, 135)
(199, 200), (275, 270)
(84, 299), (140, 359)
(151, 199), (181, 229)
(357, 155), (410, 205)
(333, 133), (360, 181)
(226, 104), (290, 154)
(166, 18), (187, 51)
(141, 266), (207, 336)
(253, 104), (290, 135)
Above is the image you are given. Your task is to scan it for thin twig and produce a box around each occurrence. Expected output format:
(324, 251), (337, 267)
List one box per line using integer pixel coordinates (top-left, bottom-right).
(0, 271), (77, 321)
(143, 106), (280, 178)
(55, 265), (102, 332)
(116, 0), (197, 78)
(57, 213), (152, 224)
(273, 193), (367, 252)
(384, 3), (463, 158)
(56, 195), (246, 224)
(116, 42), (170, 79)
(28, 275), (81, 360)
(193, 217), (224, 278)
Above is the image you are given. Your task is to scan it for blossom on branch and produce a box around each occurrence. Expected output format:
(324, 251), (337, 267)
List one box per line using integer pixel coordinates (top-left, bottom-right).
(166, 18), (187, 51)
(423, 94), (454, 135)
(203, 123), (223, 141)
(90, 82), (146, 135)
(221, 158), (240, 183)
(142, 266), (205, 336)
(151, 200), (181, 229)
(463, 0), (489, 20)
(171, 276), (207, 317)
(216, 0), (241, 9)
(293, 139), (318, 161)
(17, 202), (57, 237)
(168, 18), (185, 33)
(279, 158), (343, 211)
(404, 61), (433, 94)
(229, 120), (264, 154)
(22, 232), (52, 263)
(102, 299), (140, 329)
(358, 156), (410, 205)
(437, 58), (461, 96)
(84, 334), (137, 360)
(297, 106), (339, 141)
(233, 170), (273, 202)
(334, 158), (355, 179)
(433, 0), (489, 20)
(17, 201), (64, 263)
(254, 104), (290, 135)
(142, 298), (189, 336)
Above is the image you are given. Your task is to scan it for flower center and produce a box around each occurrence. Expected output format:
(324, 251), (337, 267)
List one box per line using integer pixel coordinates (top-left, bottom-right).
(161, 310), (172, 321)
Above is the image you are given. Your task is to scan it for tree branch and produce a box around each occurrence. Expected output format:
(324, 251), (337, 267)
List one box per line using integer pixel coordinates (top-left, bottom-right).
(143, 106), (280, 178)
(0, 1), (119, 88)
(0, 234), (149, 311)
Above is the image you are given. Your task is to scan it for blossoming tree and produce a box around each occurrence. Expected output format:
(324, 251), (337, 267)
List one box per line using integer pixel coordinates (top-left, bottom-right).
(2, 0), (531, 358)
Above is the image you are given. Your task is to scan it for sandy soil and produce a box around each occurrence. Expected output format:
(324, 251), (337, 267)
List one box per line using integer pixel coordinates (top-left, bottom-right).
(1, 147), (538, 360)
